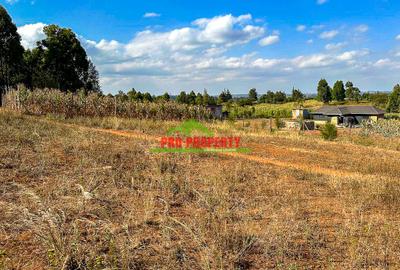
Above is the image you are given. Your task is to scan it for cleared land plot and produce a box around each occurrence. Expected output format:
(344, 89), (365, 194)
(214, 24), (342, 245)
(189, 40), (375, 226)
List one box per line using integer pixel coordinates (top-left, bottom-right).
(1, 111), (400, 269)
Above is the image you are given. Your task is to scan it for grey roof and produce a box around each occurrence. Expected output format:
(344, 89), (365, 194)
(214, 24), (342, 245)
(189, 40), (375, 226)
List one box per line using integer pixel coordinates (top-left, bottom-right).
(313, 105), (385, 116)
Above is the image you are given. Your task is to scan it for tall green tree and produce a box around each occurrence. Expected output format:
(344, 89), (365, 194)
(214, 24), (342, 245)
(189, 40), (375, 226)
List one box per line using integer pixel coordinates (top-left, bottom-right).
(161, 92), (170, 101)
(259, 91), (274, 103)
(176, 91), (187, 104)
(195, 93), (203, 105)
(0, 5), (25, 103)
(187, 90), (196, 105)
(345, 81), (361, 101)
(291, 87), (305, 102)
(218, 89), (232, 104)
(127, 88), (137, 101)
(34, 24), (98, 92)
(274, 91), (287, 103)
(332, 80), (345, 101)
(85, 59), (100, 93)
(317, 79), (332, 103)
(387, 84), (400, 113)
(248, 88), (258, 101)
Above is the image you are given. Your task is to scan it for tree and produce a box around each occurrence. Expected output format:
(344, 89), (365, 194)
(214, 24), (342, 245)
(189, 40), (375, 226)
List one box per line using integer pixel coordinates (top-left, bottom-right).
(332, 80), (345, 101)
(34, 24), (93, 91)
(84, 59), (100, 93)
(274, 91), (287, 103)
(387, 84), (400, 113)
(0, 5), (25, 103)
(345, 81), (361, 101)
(259, 91), (274, 103)
(195, 93), (203, 105)
(127, 88), (137, 101)
(248, 88), (258, 101)
(143, 92), (153, 102)
(345, 81), (355, 100)
(176, 91), (187, 104)
(317, 79), (331, 103)
(368, 92), (388, 108)
(161, 92), (170, 101)
(218, 89), (232, 104)
(187, 91), (196, 105)
(353, 87), (361, 102)
(291, 88), (305, 102)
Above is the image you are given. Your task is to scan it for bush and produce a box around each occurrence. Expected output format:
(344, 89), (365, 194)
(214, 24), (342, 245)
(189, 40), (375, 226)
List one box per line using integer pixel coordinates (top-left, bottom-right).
(320, 123), (337, 141)
(275, 117), (284, 129)
(361, 119), (400, 137)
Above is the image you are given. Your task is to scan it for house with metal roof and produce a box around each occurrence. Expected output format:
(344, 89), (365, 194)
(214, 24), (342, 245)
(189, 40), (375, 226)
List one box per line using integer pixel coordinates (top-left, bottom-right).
(311, 105), (385, 126)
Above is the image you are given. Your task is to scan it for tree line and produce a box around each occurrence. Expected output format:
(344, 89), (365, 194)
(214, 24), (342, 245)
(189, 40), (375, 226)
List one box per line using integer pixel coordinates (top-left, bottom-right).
(317, 79), (361, 103)
(317, 78), (400, 112)
(0, 5), (100, 105)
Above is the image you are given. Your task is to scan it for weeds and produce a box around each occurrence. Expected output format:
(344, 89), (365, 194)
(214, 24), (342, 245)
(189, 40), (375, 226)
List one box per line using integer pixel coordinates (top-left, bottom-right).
(1, 111), (400, 269)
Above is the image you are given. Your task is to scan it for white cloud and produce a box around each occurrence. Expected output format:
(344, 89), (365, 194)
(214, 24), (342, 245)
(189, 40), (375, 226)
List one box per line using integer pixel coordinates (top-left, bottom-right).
(374, 58), (391, 67)
(17, 23), (47, 49)
(5, 0), (19, 4)
(296, 25), (306, 32)
(325, 42), (347, 50)
(396, 34), (400, 41)
(143, 12), (161, 18)
(317, 0), (328, 5)
(307, 39), (314, 44)
(58, 13), (397, 94)
(319, 30), (339, 39)
(258, 35), (280, 46)
(336, 49), (369, 61)
(355, 24), (369, 33)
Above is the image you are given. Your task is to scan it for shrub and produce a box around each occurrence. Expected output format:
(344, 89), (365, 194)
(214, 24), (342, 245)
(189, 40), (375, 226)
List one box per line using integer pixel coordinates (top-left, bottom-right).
(320, 123), (337, 141)
(275, 117), (285, 129)
(361, 119), (400, 137)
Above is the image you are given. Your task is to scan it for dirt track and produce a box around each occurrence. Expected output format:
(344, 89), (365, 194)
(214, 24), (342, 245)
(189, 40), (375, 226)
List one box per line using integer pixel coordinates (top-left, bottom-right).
(47, 120), (391, 180)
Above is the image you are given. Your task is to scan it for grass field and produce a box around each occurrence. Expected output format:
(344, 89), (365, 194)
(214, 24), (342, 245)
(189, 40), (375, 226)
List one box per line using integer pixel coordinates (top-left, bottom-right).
(1, 109), (400, 269)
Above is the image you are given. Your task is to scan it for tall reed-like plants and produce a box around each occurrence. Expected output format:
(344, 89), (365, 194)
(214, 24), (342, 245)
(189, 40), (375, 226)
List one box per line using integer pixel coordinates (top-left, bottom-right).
(3, 88), (213, 121)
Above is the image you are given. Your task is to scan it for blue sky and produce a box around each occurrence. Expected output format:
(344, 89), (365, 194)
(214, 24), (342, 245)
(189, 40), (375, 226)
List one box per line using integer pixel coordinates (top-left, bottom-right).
(3, 0), (400, 94)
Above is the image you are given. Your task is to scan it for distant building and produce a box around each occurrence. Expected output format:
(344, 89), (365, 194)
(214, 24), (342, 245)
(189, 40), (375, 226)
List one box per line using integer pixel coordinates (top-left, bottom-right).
(311, 105), (385, 126)
(206, 105), (223, 119)
(292, 108), (310, 120)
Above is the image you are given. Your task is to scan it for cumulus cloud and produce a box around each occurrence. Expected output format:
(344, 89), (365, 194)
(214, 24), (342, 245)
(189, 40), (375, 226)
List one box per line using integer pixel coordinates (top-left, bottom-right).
(143, 12), (161, 18)
(29, 13), (386, 93)
(325, 42), (347, 50)
(319, 30), (339, 39)
(258, 35), (280, 46)
(17, 23), (46, 49)
(396, 34), (400, 41)
(296, 25), (306, 32)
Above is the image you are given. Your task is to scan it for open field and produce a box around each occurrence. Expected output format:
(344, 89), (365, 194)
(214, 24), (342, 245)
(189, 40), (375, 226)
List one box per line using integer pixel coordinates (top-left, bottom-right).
(1, 109), (400, 269)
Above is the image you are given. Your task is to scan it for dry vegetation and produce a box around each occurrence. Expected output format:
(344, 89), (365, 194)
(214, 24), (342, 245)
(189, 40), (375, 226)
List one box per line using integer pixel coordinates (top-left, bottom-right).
(1, 109), (400, 269)
(3, 88), (212, 120)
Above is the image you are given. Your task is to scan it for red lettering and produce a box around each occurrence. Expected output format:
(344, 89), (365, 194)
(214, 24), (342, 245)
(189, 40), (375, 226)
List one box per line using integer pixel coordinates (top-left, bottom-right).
(185, 137), (193, 148)
(161, 137), (168, 148)
(234, 137), (241, 148)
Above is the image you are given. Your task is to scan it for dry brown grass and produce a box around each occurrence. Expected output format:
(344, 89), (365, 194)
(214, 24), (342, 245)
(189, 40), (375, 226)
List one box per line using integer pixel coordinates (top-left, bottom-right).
(1, 110), (400, 269)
